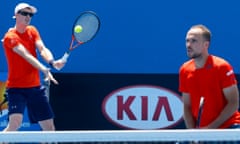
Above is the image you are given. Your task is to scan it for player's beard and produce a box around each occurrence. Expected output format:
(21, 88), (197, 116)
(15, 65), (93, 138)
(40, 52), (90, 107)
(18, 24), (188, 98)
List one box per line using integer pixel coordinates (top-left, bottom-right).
(190, 53), (202, 59)
(187, 47), (202, 59)
(187, 50), (202, 59)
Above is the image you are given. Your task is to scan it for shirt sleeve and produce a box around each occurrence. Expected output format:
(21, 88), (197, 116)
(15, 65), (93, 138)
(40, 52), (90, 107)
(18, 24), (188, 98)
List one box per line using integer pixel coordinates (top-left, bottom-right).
(3, 33), (19, 50)
(29, 25), (41, 41)
(179, 66), (188, 93)
(219, 62), (237, 88)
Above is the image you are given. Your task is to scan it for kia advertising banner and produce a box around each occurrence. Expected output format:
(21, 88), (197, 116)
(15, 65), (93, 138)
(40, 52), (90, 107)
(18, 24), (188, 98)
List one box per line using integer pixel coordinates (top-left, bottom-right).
(1, 73), (240, 130)
(102, 85), (183, 129)
(50, 73), (186, 130)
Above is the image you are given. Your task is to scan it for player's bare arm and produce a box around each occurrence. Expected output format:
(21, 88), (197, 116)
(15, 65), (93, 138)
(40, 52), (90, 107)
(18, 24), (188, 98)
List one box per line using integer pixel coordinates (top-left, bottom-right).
(13, 44), (58, 84)
(208, 85), (239, 128)
(182, 92), (195, 128)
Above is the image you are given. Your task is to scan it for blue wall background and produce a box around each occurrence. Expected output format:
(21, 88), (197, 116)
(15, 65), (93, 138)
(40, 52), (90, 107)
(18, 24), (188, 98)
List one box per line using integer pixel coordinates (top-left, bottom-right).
(1, 0), (240, 74)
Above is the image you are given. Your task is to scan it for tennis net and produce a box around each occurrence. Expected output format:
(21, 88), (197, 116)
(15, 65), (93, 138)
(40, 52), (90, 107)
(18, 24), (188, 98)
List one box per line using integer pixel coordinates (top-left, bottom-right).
(0, 129), (240, 143)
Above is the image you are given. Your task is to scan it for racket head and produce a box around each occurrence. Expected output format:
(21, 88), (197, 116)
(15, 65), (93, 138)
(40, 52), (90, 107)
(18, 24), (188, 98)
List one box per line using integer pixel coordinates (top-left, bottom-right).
(72, 11), (100, 44)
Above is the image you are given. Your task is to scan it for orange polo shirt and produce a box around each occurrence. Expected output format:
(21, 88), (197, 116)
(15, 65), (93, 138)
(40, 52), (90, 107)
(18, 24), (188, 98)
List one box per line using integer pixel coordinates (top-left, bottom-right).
(2, 25), (41, 88)
(179, 55), (240, 128)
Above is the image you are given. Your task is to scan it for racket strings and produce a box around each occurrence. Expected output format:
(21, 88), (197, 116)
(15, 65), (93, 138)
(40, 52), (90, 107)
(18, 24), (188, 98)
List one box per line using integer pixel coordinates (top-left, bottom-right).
(73, 12), (100, 43)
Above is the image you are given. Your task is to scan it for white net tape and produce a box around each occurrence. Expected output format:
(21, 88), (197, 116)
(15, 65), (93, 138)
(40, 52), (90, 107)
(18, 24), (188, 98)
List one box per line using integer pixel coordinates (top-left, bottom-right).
(0, 129), (240, 143)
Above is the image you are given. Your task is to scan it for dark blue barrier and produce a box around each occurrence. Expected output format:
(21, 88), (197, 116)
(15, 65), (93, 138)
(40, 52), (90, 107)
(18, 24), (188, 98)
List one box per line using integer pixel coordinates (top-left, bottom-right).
(50, 73), (185, 130)
(1, 73), (240, 130)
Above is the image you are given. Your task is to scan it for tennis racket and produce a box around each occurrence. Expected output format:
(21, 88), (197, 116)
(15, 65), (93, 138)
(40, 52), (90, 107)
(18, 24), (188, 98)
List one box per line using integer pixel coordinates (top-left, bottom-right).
(176, 97), (205, 144)
(59, 11), (100, 64)
(196, 96), (205, 128)
(44, 79), (50, 101)
(0, 92), (8, 115)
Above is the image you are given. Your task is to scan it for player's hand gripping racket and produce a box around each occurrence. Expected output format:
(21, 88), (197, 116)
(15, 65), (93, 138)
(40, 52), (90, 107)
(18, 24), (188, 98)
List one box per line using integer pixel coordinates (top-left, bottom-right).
(196, 96), (205, 128)
(176, 97), (205, 144)
(59, 11), (100, 65)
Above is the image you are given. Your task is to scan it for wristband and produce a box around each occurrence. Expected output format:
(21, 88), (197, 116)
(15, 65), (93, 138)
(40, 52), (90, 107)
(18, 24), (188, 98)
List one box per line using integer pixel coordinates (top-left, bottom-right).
(49, 60), (54, 68)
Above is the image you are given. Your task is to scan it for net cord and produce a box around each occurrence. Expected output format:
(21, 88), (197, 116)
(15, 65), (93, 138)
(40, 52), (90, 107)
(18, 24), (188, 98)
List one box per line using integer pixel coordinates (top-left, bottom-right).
(0, 129), (240, 143)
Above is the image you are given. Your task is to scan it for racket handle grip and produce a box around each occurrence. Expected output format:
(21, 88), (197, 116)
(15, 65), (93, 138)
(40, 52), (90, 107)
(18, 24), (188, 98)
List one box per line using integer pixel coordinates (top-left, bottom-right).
(61, 52), (69, 63)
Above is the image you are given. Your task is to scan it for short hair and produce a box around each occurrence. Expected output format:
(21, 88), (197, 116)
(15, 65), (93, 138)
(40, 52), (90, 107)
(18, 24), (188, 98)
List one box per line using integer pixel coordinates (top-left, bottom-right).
(190, 24), (211, 42)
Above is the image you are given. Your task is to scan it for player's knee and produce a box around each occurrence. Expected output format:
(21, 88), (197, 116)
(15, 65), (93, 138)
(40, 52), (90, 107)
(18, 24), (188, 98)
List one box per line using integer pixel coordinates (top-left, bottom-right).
(41, 124), (55, 131)
(4, 119), (22, 131)
(39, 119), (55, 131)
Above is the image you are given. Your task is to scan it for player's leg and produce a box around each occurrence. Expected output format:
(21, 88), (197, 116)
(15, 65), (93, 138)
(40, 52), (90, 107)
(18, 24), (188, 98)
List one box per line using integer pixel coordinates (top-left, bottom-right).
(3, 113), (23, 131)
(39, 118), (55, 130)
(27, 86), (55, 131)
(3, 88), (26, 131)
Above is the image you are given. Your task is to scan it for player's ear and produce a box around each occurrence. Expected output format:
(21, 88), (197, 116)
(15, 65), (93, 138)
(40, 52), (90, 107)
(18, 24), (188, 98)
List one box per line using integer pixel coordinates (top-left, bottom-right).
(204, 41), (210, 49)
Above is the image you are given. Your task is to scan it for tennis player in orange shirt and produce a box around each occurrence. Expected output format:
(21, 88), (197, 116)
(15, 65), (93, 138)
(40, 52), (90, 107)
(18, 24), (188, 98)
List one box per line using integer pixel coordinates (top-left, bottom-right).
(179, 24), (240, 129)
(2, 2), (65, 131)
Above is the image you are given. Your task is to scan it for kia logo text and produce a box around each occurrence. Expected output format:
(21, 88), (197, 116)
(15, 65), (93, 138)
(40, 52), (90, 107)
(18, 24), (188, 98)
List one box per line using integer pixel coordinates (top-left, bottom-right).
(102, 85), (183, 129)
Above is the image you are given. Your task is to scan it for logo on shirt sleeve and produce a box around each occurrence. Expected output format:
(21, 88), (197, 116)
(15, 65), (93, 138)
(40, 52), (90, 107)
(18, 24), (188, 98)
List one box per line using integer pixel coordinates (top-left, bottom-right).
(226, 70), (234, 76)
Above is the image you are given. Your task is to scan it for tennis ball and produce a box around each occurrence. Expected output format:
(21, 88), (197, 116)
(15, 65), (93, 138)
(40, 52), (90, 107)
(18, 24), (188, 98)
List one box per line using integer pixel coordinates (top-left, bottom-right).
(74, 25), (83, 33)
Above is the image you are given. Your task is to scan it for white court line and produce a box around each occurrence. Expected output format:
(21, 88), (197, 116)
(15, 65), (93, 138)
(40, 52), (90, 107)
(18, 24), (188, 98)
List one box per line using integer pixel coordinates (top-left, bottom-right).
(0, 129), (240, 142)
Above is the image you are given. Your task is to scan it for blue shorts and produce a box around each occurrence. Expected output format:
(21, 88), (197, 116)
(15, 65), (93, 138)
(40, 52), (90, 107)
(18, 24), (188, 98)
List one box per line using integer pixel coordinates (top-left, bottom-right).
(6, 86), (54, 123)
(228, 124), (240, 128)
